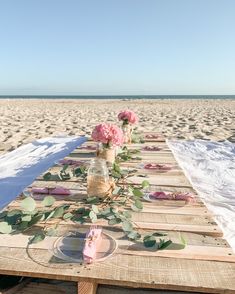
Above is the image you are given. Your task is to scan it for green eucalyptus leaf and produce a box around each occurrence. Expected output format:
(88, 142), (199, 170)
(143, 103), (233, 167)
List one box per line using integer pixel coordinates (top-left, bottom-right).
(179, 234), (187, 248)
(28, 214), (44, 226)
(127, 231), (141, 240)
(106, 214), (115, 220)
(158, 239), (172, 250)
(62, 204), (70, 210)
(61, 164), (69, 171)
(5, 213), (22, 225)
(63, 212), (73, 220)
(152, 232), (168, 237)
(131, 204), (141, 212)
(74, 167), (85, 176)
(82, 209), (91, 217)
(108, 218), (121, 225)
(89, 210), (97, 222)
(111, 171), (121, 179)
(111, 207), (118, 214)
(0, 222), (12, 234)
(122, 211), (132, 219)
(101, 208), (111, 216)
(42, 196), (55, 207)
(0, 211), (7, 219)
(17, 221), (29, 231)
(7, 209), (22, 217)
(113, 162), (121, 173)
(134, 199), (143, 210)
(45, 210), (55, 220)
(46, 228), (58, 236)
(143, 235), (156, 248)
(43, 172), (52, 180)
(29, 232), (45, 244)
(75, 207), (86, 214)
(60, 172), (71, 180)
(21, 215), (32, 222)
(52, 207), (65, 218)
(71, 215), (85, 223)
(86, 197), (99, 204)
(122, 220), (133, 232)
(132, 188), (143, 197)
(49, 174), (62, 181)
(20, 197), (36, 212)
(141, 180), (150, 188)
(92, 205), (99, 214)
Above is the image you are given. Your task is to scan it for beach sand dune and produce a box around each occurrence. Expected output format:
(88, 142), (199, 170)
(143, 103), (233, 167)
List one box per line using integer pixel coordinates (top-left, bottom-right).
(0, 99), (234, 153)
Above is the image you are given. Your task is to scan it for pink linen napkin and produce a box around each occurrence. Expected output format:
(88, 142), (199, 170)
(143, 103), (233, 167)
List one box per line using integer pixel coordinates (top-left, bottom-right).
(32, 186), (71, 195)
(145, 134), (159, 139)
(144, 163), (172, 171)
(58, 159), (85, 166)
(142, 146), (161, 151)
(149, 191), (195, 203)
(83, 227), (102, 263)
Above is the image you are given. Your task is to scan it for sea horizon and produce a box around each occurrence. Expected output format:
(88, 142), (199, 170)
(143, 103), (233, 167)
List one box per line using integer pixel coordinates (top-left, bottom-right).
(0, 95), (235, 100)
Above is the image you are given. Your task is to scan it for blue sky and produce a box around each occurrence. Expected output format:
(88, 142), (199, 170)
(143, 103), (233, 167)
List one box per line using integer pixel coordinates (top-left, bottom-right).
(0, 0), (234, 95)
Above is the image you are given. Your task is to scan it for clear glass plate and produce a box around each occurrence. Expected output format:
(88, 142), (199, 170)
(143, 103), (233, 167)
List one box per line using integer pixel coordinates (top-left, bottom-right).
(51, 229), (117, 263)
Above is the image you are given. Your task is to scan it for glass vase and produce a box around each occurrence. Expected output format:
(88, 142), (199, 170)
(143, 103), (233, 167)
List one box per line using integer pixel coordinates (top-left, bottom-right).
(96, 143), (116, 165)
(122, 124), (132, 144)
(87, 158), (111, 198)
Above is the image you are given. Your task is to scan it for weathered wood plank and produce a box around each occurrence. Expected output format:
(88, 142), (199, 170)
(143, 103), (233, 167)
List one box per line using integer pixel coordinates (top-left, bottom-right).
(1, 133), (233, 294)
(78, 281), (97, 294)
(0, 248), (234, 293)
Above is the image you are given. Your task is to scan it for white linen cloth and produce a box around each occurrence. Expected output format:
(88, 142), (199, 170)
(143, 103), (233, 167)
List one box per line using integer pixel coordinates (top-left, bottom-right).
(167, 139), (235, 251)
(0, 136), (87, 209)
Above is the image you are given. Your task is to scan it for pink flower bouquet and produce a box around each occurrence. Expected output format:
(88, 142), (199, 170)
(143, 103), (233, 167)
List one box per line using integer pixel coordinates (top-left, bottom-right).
(91, 123), (123, 148)
(118, 110), (138, 125)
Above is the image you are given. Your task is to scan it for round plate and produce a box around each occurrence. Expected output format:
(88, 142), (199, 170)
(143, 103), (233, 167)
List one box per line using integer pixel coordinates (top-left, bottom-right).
(51, 229), (117, 263)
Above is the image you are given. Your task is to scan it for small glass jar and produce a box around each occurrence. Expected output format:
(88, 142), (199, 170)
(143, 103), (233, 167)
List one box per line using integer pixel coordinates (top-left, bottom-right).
(122, 124), (132, 144)
(97, 143), (116, 165)
(87, 158), (110, 198)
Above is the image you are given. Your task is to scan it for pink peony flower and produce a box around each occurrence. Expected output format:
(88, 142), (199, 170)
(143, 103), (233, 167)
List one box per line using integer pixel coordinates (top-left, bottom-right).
(91, 123), (123, 147)
(118, 110), (138, 124)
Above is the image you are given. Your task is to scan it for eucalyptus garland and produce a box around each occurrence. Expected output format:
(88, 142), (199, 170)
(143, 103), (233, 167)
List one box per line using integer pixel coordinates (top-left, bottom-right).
(0, 145), (186, 249)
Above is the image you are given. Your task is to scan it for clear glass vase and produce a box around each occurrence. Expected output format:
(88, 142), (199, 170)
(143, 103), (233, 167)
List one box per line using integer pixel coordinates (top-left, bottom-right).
(96, 143), (116, 165)
(122, 124), (132, 144)
(87, 158), (110, 198)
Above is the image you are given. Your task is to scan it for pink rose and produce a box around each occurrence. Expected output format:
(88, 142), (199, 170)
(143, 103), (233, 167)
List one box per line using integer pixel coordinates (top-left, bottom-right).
(91, 123), (123, 147)
(118, 110), (138, 124)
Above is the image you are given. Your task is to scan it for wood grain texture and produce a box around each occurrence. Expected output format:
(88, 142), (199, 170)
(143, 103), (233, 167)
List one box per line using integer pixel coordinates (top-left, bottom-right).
(0, 133), (234, 293)
(78, 282), (97, 294)
(0, 248), (234, 293)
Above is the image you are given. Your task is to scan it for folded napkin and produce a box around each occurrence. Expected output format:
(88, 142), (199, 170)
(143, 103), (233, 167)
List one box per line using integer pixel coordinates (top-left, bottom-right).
(79, 145), (97, 150)
(142, 146), (161, 151)
(144, 163), (172, 170)
(149, 191), (195, 202)
(83, 227), (102, 263)
(31, 186), (71, 195)
(145, 134), (159, 139)
(58, 159), (85, 166)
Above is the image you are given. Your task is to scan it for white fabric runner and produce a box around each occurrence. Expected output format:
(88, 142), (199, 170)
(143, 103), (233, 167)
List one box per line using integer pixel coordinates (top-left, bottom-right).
(0, 136), (87, 209)
(167, 139), (235, 251)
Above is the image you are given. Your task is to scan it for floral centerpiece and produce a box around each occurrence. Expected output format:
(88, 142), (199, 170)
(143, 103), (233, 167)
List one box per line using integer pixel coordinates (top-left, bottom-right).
(91, 123), (123, 164)
(118, 110), (138, 143)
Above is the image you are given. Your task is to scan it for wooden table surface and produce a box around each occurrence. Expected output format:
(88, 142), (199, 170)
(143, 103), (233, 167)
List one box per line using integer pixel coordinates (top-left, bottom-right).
(0, 134), (234, 294)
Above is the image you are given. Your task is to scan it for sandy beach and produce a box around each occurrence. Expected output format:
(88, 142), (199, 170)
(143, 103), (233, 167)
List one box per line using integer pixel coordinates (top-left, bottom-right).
(0, 99), (234, 153)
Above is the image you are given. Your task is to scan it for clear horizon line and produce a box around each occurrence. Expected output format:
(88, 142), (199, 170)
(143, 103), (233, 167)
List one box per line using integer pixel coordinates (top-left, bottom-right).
(0, 94), (235, 96)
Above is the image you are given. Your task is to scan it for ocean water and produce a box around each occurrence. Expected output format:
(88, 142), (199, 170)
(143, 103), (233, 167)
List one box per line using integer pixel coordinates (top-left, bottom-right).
(0, 95), (234, 100)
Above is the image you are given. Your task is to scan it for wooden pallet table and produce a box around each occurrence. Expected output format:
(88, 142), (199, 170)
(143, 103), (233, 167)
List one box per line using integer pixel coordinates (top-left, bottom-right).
(0, 133), (234, 294)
